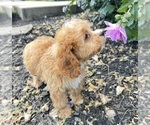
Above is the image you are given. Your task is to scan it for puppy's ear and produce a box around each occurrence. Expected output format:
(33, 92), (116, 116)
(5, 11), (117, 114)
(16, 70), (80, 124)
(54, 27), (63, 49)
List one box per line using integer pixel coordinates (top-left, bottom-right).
(56, 45), (80, 78)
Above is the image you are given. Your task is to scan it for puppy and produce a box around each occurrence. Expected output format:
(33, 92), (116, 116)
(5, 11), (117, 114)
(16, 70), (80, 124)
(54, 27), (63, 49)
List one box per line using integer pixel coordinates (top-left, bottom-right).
(23, 19), (105, 119)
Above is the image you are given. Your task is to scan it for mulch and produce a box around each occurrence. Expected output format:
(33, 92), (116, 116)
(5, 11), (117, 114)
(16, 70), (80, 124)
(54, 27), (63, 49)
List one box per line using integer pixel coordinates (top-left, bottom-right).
(0, 12), (138, 125)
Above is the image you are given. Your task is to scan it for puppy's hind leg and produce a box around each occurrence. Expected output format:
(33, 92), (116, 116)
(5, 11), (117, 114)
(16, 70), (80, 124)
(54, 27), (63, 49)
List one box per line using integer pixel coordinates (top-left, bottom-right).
(31, 75), (43, 89)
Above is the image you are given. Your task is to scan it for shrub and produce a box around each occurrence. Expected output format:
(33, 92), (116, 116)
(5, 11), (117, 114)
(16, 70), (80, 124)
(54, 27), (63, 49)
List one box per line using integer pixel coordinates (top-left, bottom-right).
(78, 0), (121, 24)
(115, 0), (138, 42)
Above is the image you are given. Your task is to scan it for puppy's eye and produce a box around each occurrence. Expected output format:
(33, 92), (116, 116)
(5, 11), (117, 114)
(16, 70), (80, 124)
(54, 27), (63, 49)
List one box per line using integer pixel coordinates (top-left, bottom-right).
(85, 34), (90, 40)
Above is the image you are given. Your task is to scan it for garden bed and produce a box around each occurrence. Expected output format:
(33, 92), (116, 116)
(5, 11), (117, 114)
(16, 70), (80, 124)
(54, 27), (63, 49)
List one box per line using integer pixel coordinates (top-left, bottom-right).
(1, 12), (138, 125)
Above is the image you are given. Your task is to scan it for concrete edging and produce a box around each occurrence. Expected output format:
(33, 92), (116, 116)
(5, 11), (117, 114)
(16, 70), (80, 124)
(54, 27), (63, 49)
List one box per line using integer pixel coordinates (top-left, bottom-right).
(0, 1), (82, 20)
(13, 1), (82, 20)
(14, 1), (81, 20)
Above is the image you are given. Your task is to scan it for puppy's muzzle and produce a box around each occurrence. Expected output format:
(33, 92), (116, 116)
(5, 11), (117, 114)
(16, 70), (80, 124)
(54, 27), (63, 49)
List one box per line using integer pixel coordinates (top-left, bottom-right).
(93, 29), (106, 36)
(100, 29), (106, 36)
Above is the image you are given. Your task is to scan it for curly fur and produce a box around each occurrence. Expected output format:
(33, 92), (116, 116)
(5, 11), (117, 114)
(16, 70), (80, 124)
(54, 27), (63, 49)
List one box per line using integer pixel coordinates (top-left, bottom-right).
(23, 19), (105, 118)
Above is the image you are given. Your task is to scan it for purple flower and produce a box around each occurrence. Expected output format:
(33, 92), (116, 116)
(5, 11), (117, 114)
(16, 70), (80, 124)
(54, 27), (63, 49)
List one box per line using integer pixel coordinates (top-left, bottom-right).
(104, 21), (127, 44)
(62, 6), (67, 13)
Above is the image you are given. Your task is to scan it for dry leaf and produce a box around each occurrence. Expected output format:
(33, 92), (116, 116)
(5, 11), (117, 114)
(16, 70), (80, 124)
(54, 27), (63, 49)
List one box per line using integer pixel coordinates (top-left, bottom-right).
(95, 60), (105, 65)
(92, 55), (99, 61)
(56, 120), (65, 125)
(40, 103), (49, 112)
(88, 83), (98, 91)
(125, 76), (132, 82)
(97, 79), (106, 86)
(24, 113), (32, 122)
(2, 99), (10, 106)
(105, 107), (116, 122)
(116, 86), (125, 96)
(49, 109), (58, 119)
(99, 94), (111, 105)
(85, 102), (93, 110)
(23, 86), (30, 92)
(94, 100), (102, 107)
(13, 99), (20, 106)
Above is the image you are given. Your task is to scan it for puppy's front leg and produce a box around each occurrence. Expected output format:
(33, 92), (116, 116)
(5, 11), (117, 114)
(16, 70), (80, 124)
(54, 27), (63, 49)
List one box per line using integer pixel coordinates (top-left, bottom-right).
(69, 84), (83, 105)
(31, 75), (43, 88)
(48, 83), (72, 119)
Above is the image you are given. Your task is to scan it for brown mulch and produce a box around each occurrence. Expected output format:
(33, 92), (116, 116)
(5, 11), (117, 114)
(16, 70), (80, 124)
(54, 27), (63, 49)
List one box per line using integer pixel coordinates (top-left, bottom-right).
(0, 12), (138, 125)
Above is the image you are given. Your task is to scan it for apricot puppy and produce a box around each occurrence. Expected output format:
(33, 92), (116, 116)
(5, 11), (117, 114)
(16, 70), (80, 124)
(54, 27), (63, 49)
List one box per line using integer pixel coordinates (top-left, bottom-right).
(23, 19), (105, 119)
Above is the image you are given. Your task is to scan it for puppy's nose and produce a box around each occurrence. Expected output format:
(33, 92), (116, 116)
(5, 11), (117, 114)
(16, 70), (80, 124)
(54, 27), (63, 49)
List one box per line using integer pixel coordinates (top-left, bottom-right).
(93, 29), (105, 36)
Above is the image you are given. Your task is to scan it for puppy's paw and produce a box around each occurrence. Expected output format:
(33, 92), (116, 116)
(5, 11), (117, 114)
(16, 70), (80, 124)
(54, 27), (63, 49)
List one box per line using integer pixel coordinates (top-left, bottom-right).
(75, 98), (84, 105)
(31, 81), (42, 89)
(58, 106), (72, 119)
(72, 95), (83, 105)
(31, 76), (43, 89)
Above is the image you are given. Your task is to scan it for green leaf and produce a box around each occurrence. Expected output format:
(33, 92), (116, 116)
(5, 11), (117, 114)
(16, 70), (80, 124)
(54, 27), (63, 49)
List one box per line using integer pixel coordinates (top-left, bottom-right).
(131, 2), (138, 21)
(70, 0), (76, 4)
(86, 8), (91, 13)
(92, 16), (98, 22)
(97, 19), (104, 25)
(122, 0), (129, 4)
(122, 17), (128, 23)
(90, 69), (96, 76)
(117, 3), (129, 13)
(115, 14), (121, 20)
(99, 4), (115, 16)
(125, 27), (138, 41)
(127, 16), (134, 26)
(90, 0), (96, 7)
(117, 0), (134, 13)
